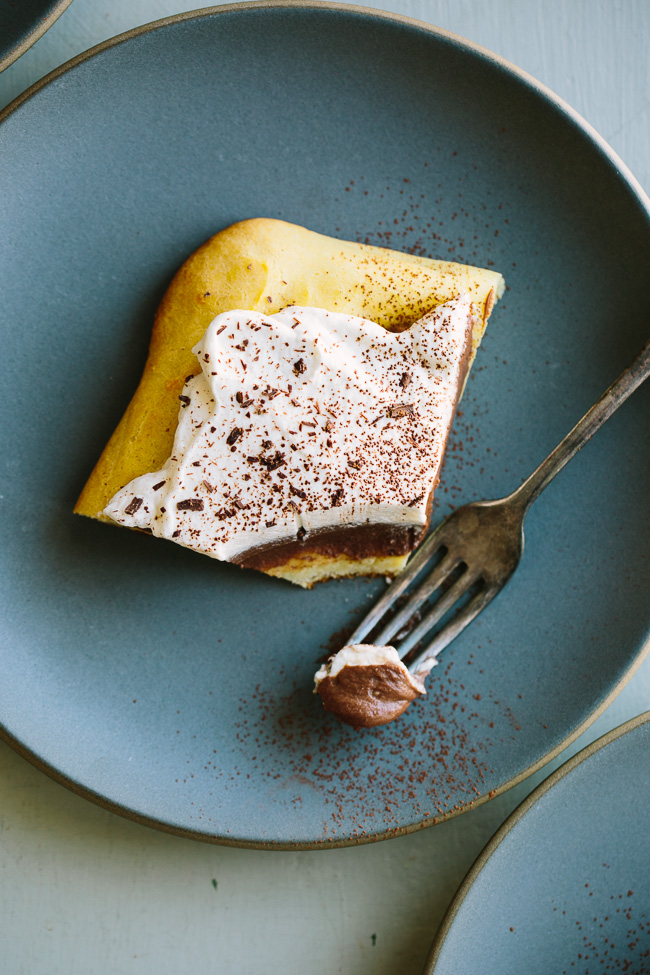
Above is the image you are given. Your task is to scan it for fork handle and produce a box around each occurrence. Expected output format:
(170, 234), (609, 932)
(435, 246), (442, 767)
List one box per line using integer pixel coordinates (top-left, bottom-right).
(510, 336), (650, 512)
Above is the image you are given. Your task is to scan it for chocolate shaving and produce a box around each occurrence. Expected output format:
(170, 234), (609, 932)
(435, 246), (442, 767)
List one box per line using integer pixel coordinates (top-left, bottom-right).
(293, 358), (307, 376)
(290, 484), (307, 500)
(387, 403), (414, 419)
(217, 507), (236, 520)
(172, 530), (181, 537)
(331, 488), (344, 506)
(124, 497), (143, 516)
(296, 527), (307, 541)
(177, 499), (204, 511)
(152, 480), (166, 492)
(347, 458), (363, 469)
(236, 391), (254, 408)
(399, 372), (412, 389)
(260, 451), (286, 471)
(226, 427), (243, 445)
(178, 394), (190, 406)
(202, 480), (214, 492)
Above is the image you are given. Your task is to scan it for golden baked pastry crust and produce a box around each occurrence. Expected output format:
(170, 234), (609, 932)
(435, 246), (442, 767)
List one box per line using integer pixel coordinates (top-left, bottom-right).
(75, 218), (504, 582)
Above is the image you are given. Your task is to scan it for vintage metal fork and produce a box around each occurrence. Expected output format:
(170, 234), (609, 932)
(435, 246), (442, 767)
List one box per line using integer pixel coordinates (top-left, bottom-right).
(347, 337), (650, 679)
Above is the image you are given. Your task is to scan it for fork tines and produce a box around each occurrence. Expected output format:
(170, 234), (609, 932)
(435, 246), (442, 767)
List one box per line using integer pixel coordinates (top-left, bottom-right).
(346, 522), (493, 674)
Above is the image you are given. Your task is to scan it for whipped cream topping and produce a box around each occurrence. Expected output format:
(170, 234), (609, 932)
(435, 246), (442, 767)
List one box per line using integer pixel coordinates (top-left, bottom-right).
(104, 299), (472, 562)
(315, 644), (426, 727)
(314, 643), (423, 687)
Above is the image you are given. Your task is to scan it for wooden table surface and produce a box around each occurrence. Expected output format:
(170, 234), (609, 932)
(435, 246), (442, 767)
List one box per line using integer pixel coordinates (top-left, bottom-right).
(1, 2), (649, 972)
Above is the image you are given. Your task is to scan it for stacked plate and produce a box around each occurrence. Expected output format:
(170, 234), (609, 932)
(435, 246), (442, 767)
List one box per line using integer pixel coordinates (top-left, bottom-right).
(428, 713), (650, 973)
(0, 0), (73, 73)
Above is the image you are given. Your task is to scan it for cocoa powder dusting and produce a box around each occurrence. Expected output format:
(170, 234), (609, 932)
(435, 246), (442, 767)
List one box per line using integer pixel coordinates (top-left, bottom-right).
(208, 653), (519, 843)
(547, 877), (649, 974)
(339, 163), (512, 510)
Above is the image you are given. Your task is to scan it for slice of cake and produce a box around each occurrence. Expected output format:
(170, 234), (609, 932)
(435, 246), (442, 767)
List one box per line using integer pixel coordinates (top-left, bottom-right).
(76, 219), (504, 586)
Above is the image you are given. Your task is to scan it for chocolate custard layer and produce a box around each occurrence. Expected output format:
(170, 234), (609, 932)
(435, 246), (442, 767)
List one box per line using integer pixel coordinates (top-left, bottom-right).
(233, 521), (427, 571)
(317, 664), (424, 728)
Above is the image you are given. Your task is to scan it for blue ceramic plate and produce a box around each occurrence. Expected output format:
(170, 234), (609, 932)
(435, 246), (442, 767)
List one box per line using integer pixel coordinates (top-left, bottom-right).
(426, 712), (650, 974)
(1, 4), (649, 849)
(0, 0), (73, 73)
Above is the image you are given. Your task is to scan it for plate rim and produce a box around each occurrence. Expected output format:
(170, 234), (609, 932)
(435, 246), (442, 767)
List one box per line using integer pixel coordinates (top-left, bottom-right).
(2, 0), (650, 850)
(0, 0), (75, 75)
(424, 710), (650, 972)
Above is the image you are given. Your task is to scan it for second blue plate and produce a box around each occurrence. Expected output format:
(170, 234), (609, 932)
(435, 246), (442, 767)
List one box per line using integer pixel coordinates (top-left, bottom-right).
(428, 713), (650, 974)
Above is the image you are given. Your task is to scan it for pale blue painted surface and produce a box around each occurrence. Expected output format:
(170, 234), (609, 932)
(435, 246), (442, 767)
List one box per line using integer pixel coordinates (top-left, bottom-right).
(1, 3), (649, 973)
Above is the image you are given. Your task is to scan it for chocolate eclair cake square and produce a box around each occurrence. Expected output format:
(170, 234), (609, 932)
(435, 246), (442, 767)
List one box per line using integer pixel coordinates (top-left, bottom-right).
(76, 219), (504, 587)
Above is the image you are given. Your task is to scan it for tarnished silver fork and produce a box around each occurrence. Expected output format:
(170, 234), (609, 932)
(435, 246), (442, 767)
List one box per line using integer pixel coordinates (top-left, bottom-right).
(347, 338), (650, 679)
